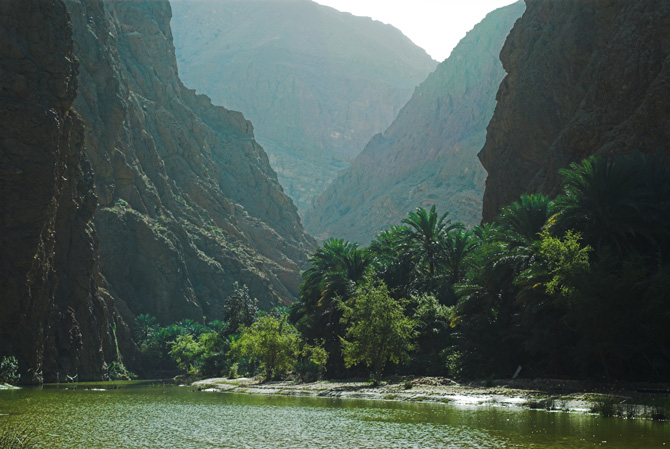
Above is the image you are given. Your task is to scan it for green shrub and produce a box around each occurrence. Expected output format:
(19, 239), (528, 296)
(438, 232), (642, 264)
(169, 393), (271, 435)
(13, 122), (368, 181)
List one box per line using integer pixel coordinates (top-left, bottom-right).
(0, 357), (20, 385)
(108, 361), (134, 381)
(590, 396), (620, 417)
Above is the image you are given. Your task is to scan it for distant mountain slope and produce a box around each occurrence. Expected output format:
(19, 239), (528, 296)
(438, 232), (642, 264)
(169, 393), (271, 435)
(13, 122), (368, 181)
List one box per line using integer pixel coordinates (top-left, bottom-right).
(170, 0), (437, 213)
(304, 2), (524, 244)
(479, 0), (670, 222)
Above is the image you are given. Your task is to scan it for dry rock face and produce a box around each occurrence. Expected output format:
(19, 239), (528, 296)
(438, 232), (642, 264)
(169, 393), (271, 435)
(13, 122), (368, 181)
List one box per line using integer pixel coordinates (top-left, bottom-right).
(304, 3), (524, 244)
(480, 0), (670, 222)
(170, 0), (437, 213)
(65, 0), (315, 323)
(0, 0), (119, 383)
(0, 0), (315, 382)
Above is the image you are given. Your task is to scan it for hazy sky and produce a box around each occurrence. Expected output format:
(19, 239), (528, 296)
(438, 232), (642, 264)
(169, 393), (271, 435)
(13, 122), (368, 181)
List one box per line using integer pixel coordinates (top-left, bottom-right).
(313, 0), (519, 61)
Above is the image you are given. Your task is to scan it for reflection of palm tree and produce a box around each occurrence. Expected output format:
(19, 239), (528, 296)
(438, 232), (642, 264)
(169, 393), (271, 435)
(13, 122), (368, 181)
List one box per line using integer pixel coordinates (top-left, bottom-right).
(402, 205), (462, 278)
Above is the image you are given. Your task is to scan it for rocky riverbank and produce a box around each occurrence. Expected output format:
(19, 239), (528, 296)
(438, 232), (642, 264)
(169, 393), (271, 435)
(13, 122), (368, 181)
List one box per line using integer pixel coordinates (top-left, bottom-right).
(192, 376), (670, 420)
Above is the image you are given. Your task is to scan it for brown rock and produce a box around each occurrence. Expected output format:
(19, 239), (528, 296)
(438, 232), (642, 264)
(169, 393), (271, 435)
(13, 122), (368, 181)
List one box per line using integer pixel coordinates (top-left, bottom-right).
(0, 0), (119, 383)
(480, 0), (670, 222)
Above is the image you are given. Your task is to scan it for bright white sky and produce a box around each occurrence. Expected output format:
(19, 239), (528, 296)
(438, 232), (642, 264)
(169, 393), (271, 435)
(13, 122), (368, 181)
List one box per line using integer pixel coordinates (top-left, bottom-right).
(313, 0), (519, 61)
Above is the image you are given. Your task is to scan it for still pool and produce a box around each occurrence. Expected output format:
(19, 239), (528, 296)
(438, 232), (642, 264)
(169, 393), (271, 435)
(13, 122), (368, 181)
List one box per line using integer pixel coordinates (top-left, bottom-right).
(1, 381), (668, 448)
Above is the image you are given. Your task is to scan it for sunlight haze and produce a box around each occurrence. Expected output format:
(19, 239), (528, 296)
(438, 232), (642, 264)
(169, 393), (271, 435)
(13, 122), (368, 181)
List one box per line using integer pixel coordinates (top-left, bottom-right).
(313, 0), (519, 61)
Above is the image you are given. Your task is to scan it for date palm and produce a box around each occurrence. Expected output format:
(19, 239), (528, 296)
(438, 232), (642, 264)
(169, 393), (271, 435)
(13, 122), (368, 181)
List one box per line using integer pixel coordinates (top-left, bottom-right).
(402, 205), (463, 278)
(551, 155), (649, 254)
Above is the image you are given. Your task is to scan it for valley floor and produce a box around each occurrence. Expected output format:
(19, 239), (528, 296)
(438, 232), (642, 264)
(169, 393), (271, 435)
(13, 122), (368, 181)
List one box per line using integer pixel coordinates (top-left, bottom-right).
(191, 376), (670, 420)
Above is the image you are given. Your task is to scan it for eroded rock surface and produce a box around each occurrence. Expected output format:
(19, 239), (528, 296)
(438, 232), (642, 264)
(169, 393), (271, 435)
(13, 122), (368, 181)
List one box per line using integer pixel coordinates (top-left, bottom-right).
(480, 0), (670, 221)
(66, 0), (316, 322)
(0, 0), (121, 383)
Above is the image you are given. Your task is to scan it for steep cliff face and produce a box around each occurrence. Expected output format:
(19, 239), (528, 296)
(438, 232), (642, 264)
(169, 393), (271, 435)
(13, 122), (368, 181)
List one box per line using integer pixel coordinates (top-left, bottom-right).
(480, 0), (670, 222)
(170, 0), (437, 213)
(304, 3), (524, 244)
(0, 0), (119, 383)
(65, 0), (315, 326)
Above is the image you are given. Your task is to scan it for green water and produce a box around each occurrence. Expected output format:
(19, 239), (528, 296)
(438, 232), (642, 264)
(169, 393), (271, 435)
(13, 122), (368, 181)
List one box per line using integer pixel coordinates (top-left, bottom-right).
(1, 382), (668, 448)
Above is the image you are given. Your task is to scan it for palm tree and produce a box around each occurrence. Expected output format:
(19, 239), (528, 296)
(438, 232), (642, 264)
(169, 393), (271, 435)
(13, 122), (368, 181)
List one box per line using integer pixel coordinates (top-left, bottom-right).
(368, 225), (415, 298)
(300, 239), (372, 308)
(498, 193), (552, 245)
(550, 155), (647, 254)
(293, 239), (373, 375)
(402, 205), (463, 278)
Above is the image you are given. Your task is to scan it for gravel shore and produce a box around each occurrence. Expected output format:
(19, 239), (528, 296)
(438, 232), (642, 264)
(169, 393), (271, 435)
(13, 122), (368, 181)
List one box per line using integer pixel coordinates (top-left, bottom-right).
(191, 376), (670, 419)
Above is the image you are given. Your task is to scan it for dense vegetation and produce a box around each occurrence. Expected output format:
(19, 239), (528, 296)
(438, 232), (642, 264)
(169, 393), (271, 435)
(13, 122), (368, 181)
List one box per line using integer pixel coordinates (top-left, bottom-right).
(291, 152), (670, 381)
(131, 152), (669, 383)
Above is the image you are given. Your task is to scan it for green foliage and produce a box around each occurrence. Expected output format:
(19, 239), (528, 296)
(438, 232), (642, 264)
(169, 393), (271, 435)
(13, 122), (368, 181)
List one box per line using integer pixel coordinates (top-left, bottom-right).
(134, 314), (158, 342)
(340, 281), (415, 384)
(401, 205), (463, 280)
(538, 230), (591, 296)
(229, 315), (301, 381)
(292, 238), (373, 376)
(407, 294), (454, 376)
(295, 342), (329, 382)
(292, 152), (670, 382)
(169, 334), (204, 374)
(107, 361), (135, 381)
(132, 315), (229, 377)
(222, 283), (258, 336)
(0, 356), (20, 385)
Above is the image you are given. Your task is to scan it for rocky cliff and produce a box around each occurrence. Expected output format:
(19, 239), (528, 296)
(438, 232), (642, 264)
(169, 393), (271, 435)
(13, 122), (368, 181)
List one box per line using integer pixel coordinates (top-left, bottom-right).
(480, 0), (670, 222)
(0, 0), (122, 383)
(65, 0), (315, 324)
(0, 0), (316, 382)
(170, 0), (437, 213)
(304, 3), (524, 244)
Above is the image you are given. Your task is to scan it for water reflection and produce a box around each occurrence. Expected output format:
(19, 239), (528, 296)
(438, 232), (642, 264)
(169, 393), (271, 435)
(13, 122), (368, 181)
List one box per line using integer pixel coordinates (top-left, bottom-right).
(0, 383), (668, 448)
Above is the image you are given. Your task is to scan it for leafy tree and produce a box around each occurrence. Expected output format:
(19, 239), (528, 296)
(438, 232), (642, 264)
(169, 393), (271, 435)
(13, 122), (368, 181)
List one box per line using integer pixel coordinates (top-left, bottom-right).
(292, 238), (373, 376)
(368, 226), (415, 298)
(169, 334), (204, 374)
(295, 341), (329, 382)
(223, 283), (258, 336)
(498, 193), (552, 245)
(230, 315), (301, 381)
(406, 294), (453, 376)
(0, 356), (20, 385)
(340, 281), (415, 384)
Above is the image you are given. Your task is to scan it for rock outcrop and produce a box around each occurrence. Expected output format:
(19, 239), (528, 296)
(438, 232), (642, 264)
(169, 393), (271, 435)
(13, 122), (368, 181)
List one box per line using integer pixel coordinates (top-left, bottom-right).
(1, 0), (316, 382)
(304, 3), (524, 244)
(170, 0), (437, 213)
(479, 0), (670, 222)
(0, 0), (120, 383)
(65, 0), (315, 324)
